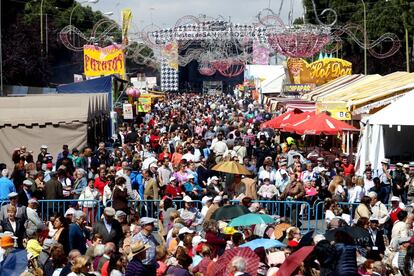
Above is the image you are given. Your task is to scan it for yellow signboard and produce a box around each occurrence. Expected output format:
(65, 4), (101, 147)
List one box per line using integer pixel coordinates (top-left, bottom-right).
(316, 101), (352, 121)
(84, 45), (125, 77)
(136, 95), (151, 113)
(287, 58), (352, 86)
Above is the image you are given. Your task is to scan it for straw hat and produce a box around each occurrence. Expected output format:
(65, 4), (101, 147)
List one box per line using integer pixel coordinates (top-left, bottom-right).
(128, 241), (150, 260)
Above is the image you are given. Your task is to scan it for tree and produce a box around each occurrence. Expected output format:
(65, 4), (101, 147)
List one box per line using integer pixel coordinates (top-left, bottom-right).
(301, 0), (414, 74)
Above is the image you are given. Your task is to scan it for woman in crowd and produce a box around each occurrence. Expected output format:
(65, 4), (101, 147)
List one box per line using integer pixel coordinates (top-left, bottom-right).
(79, 178), (101, 224)
(328, 175), (346, 202)
(52, 215), (70, 254)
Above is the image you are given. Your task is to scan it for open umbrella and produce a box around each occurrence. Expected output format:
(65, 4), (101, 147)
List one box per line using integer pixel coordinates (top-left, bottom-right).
(211, 205), (251, 221)
(324, 226), (370, 247)
(229, 213), (274, 227)
(260, 110), (297, 129)
(277, 246), (315, 276)
(0, 249), (28, 276)
(272, 222), (291, 240)
(212, 161), (252, 175)
(283, 112), (358, 135)
(210, 247), (259, 276)
(240, 238), (286, 250)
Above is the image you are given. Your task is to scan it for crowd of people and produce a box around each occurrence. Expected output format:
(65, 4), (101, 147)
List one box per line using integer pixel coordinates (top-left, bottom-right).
(0, 93), (414, 275)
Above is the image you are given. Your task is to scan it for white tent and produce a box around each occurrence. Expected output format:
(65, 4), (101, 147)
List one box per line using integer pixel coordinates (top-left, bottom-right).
(356, 89), (414, 174)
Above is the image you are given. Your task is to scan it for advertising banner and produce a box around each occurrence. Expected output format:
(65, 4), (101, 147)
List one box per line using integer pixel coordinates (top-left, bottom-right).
(284, 84), (316, 94)
(136, 95), (151, 113)
(316, 101), (352, 121)
(83, 45), (125, 77)
(287, 58), (352, 86)
(122, 103), (133, 119)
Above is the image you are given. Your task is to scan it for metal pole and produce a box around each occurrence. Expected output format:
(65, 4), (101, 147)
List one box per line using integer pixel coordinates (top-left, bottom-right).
(40, 0), (44, 55)
(406, 27), (410, 72)
(69, 3), (80, 43)
(361, 0), (367, 75)
(45, 13), (48, 56)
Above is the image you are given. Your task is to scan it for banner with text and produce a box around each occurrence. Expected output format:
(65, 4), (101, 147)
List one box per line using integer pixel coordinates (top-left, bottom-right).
(287, 58), (352, 86)
(84, 45), (125, 77)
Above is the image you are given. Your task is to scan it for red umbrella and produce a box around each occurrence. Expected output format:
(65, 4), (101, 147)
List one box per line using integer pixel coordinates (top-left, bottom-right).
(210, 247), (259, 276)
(279, 111), (314, 130)
(261, 110), (296, 129)
(277, 245), (315, 276)
(283, 112), (358, 135)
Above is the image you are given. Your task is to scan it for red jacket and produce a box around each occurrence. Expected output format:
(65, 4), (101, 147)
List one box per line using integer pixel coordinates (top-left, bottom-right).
(165, 185), (183, 199)
(205, 231), (226, 257)
(94, 177), (108, 195)
(341, 164), (355, 177)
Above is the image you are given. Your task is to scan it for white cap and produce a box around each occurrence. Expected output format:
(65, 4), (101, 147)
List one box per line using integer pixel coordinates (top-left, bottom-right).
(188, 175), (195, 179)
(365, 161), (372, 165)
(23, 180), (33, 186)
(391, 196), (401, 202)
(149, 163), (158, 168)
(178, 227), (194, 235)
(8, 192), (18, 198)
(201, 196), (213, 205)
(64, 208), (75, 217)
(28, 198), (38, 204)
(40, 145), (48, 149)
(192, 235), (207, 247)
(381, 158), (390, 164)
(213, 196), (222, 203)
(183, 195), (193, 203)
(367, 191), (377, 198)
(169, 176), (177, 182)
(211, 176), (219, 181)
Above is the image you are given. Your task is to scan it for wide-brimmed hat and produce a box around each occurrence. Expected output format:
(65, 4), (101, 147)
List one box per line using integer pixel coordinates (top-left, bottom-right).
(8, 192), (18, 199)
(128, 241), (150, 259)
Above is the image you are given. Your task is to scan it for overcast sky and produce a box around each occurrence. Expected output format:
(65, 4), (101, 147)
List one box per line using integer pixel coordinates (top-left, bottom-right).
(87, 0), (304, 30)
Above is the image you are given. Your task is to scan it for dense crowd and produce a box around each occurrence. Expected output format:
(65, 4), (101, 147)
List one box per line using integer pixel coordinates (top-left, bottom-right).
(1, 93), (414, 275)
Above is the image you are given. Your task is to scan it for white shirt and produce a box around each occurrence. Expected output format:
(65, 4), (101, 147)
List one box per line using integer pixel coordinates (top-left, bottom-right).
(210, 140), (228, 156)
(103, 218), (112, 234)
(9, 219), (16, 232)
(182, 152), (195, 162)
(364, 177), (375, 194)
(348, 186), (364, 203)
(325, 210), (335, 224)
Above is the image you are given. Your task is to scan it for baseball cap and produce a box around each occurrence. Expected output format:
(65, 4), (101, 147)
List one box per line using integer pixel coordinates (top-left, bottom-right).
(201, 196), (213, 205)
(391, 196), (401, 202)
(367, 191), (377, 199)
(183, 196), (193, 203)
(8, 192), (18, 199)
(381, 158), (390, 165)
(169, 176), (177, 182)
(178, 227), (194, 235)
(104, 207), (116, 217)
(23, 180), (33, 186)
(213, 196), (222, 203)
(28, 198), (38, 204)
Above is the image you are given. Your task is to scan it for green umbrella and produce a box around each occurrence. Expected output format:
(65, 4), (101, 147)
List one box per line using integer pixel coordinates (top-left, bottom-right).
(229, 213), (275, 227)
(211, 205), (251, 221)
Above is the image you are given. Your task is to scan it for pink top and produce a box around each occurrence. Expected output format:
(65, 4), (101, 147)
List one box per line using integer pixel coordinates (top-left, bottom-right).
(305, 186), (318, 196)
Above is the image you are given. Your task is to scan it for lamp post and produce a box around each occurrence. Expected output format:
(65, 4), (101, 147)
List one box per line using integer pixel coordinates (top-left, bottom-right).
(361, 0), (367, 75)
(40, 0), (45, 54)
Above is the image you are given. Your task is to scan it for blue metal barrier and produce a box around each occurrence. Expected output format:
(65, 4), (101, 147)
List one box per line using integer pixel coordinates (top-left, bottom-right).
(102, 199), (202, 221)
(313, 201), (363, 233)
(38, 199), (101, 224)
(230, 200), (312, 233)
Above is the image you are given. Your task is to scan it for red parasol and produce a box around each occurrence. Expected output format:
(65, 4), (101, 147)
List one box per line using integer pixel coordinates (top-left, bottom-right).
(283, 112), (358, 135)
(261, 109), (309, 129)
(279, 111), (314, 130)
(210, 247), (260, 276)
(277, 246), (315, 276)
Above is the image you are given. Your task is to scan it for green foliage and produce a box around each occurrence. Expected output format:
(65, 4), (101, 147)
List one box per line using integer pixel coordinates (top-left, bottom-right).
(301, 0), (413, 74)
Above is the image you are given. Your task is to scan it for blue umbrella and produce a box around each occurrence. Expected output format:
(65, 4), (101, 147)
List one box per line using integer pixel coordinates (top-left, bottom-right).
(0, 249), (28, 276)
(240, 238), (286, 250)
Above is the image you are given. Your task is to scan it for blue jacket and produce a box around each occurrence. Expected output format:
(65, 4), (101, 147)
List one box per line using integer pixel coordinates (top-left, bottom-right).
(125, 259), (148, 276)
(334, 243), (357, 276)
(0, 177), (16, 200)
(130, 171), (144, 199)
(68, 223), (89, 255)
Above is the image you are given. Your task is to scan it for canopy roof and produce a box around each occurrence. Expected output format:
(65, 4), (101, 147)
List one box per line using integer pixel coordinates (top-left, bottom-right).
(367, 89), (414, 126)
(0, 93), (109, 127)
(57, 75), (112, 93)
